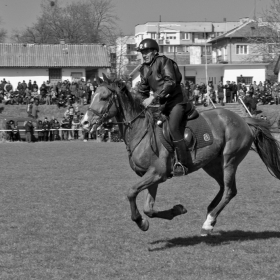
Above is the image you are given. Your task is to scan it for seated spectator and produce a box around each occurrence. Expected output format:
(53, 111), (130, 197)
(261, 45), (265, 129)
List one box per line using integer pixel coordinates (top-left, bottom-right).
(32, 81), (39, 92)
(4, 81), (13, 93)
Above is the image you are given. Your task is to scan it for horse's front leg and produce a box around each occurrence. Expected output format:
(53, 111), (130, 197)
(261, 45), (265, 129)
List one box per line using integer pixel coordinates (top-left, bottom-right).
(143, 186), (187, 220)
(127, 168), (164, 231)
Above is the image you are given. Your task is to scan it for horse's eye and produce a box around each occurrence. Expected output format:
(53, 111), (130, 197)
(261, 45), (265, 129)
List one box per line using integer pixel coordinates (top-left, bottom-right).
(100, 96), (109, 101)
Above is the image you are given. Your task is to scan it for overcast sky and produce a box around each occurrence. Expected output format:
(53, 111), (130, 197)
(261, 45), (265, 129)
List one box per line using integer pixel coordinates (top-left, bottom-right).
(0, 0), (270, 38)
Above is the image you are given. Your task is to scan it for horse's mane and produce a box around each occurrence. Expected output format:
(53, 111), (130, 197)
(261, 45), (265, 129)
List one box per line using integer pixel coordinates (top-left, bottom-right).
(108, 79), (155, 125)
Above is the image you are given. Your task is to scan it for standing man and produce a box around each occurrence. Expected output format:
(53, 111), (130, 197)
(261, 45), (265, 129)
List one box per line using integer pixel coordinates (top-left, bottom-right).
(224, 81), (232, 103)
(25, 120), (34, 143)
(136, 38), (197, 176)
(42, 117), (50, 141)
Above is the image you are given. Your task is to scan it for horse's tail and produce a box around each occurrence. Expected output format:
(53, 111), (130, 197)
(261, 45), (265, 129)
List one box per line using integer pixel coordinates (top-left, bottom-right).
(245, 117), (280, 179)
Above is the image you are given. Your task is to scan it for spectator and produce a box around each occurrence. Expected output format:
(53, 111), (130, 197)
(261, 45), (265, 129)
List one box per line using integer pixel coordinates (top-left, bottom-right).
(5, 119), (11, 141)
(25, 120), (34, 143)
(4, 81), (13, 93)
(52, 119), (60, 140)
(224, 81), (232, 103)
(61, 116), (70, 140)
(49, 116), (55, 141)
(37, 120), (44, 141)
(72, 114), (80, 140)
(31, 99), (39, 119)
(32, 81), (39, 92)
(83, 121), (89, 142)
(232, 81), (238, 102)
(28, 80), (32, 91)
(217, 81), (224, 104)
(26, 101), (33, 117)
(10, 121), (19, 142)
(42, 117), (50, 141)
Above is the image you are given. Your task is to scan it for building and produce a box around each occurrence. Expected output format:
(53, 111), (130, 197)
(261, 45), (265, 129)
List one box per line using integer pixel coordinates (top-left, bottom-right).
(208, 19), (273, 84)
(130, 20), (240, 86)
(114, 36), (138, 79)
(130, 18), (273, 87)
(0, 43), (111, 89)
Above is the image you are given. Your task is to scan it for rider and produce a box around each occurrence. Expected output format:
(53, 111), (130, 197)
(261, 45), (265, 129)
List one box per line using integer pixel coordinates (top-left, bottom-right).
(136, 38), (197, 176)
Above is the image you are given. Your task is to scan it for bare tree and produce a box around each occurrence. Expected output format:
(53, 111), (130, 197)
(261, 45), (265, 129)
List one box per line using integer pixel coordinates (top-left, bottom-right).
(10, 0), (119, 44)
(244, 1), (280, 63)
(0, 17), (7, 43)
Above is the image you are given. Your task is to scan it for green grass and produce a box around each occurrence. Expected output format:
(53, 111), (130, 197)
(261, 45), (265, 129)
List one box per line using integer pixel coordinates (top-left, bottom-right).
(0, 141), (280, 279)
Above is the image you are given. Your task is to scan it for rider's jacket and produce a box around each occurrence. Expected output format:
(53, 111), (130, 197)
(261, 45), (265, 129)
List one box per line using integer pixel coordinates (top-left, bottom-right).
(138, 54), (183, 113)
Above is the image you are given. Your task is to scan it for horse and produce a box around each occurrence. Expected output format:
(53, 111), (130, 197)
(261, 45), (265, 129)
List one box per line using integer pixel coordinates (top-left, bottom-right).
(81, 74), (280, 236)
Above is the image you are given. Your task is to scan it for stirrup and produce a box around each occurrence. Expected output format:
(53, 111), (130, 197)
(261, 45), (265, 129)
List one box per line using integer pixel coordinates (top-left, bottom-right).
(173, 162), (188, 177)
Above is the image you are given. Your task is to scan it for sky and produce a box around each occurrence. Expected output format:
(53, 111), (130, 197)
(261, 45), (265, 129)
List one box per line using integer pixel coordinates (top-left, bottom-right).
(0, 0), (271, 39)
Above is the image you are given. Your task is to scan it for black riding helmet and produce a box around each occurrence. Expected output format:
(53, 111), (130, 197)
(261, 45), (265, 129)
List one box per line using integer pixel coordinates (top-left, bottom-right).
(136, 38), (159, 52)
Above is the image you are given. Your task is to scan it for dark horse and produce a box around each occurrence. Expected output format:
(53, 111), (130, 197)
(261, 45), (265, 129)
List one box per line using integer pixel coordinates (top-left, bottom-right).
(81, 75), (280, 236)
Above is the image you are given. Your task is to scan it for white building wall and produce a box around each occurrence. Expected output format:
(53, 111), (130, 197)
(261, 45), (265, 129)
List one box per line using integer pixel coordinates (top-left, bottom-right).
(0, 67), (109, 91)
(0, 68), (48, 90)
(62, 68), (85, 81)
(223, 66), (266, 84)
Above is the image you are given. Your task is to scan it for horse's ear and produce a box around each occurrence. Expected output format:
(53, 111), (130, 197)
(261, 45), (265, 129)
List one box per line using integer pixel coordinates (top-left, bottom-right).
(102, 73), (111, 84)
(96, 76), (103, 85)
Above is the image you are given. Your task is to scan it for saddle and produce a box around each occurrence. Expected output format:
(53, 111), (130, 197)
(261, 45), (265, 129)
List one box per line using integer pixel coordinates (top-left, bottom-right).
(158, 108), (213, 155)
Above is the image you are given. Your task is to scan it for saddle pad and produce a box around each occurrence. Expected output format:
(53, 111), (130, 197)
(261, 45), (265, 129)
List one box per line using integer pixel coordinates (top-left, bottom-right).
(186, 115), (213, 150)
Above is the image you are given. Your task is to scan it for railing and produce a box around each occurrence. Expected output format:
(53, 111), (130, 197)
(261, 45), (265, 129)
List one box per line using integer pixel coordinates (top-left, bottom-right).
(238, 97), (252, 117)
(216, 55), (228, 64)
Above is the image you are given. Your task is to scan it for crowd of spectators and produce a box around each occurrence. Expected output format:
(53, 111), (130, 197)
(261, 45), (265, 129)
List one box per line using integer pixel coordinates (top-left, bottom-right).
(0, 78), (99, 107)
(4, 105), (87, 142)
(179, 79), (279, 107)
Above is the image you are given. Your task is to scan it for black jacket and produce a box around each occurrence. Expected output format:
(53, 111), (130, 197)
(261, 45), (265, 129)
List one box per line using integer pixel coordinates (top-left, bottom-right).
(138, 54), (183, 112)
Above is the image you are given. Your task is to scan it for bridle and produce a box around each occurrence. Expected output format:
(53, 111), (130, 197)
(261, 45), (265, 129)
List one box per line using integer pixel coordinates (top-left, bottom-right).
(86, 83), (146, 129)
(84, 83), (149, 160)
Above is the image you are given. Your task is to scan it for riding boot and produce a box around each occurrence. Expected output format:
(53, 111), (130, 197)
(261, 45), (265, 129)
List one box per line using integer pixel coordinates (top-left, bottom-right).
(173, 138), (188, 176)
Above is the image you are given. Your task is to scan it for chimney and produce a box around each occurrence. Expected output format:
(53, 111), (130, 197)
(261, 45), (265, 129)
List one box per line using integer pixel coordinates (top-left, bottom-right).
(60, 39), (65, 45)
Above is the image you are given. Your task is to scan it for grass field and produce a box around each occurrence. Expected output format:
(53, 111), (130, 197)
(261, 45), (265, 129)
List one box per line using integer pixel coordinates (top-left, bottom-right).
(0, 141), (280, 280)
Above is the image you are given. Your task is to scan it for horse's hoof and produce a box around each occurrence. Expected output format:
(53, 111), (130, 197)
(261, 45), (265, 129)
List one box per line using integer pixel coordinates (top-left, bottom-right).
(139, 218), (149, 231)
(171, 204), (187, 217)
(200, 228), (213, 236)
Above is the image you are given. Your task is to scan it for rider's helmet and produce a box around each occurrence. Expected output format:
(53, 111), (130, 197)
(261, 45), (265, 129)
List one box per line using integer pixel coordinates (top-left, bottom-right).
(136, 38), (159, 53)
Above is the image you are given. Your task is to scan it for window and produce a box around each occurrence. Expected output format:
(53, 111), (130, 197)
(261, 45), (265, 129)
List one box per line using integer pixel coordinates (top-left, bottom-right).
(166, 33), (176, 40)
(236, 45), (249, 54)
(168, 46), (177, 53)
(183, 46), (190, 53)
(268, 43), (277, 54)
(49, 68), (62, 83)
(201, 46), (212, 55)
(237, 76), (253, 85)
(150, 32), (157, 39)
(181, 32), (190, 40)
(71, 72), (83, 81)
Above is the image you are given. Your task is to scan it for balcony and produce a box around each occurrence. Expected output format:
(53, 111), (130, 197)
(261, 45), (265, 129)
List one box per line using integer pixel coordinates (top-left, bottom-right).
(201, 55), (213, 64)
(215, 55), (228, 64)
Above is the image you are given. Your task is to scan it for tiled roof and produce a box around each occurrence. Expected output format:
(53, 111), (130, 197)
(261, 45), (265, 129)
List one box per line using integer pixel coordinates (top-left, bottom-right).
(0, 43), (111, 68)
(210, 21), (274, 43)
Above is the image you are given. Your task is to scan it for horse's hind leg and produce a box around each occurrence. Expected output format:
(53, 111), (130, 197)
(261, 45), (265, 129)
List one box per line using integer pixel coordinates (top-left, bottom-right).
(143, 185), (187, 220)
(201, 157), (237, 236)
